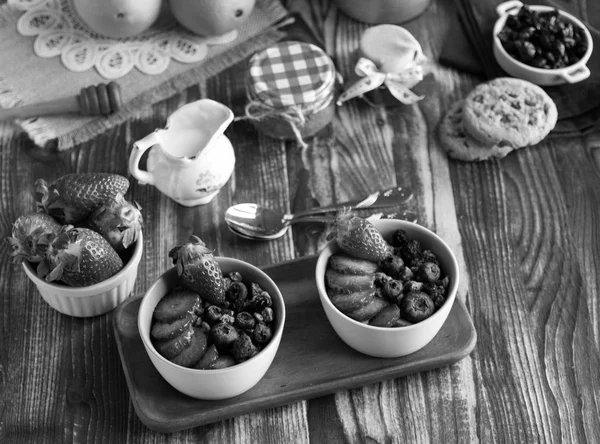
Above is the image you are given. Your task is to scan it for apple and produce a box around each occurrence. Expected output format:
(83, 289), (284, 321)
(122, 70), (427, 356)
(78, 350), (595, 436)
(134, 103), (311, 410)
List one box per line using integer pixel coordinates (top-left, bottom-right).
(73, 0), (163, 39)
(168, 0), (256, 37)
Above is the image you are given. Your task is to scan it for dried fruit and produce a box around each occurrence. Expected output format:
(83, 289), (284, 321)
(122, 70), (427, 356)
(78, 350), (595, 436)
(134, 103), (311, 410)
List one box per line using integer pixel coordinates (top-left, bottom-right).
(498, 5), (588, 69)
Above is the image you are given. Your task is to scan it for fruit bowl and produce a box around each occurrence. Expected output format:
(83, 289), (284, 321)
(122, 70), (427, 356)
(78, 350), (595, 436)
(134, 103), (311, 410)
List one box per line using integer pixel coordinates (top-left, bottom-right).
(22, 233), (143, 318)
(493, 0), (593, 86)
(137, 257), (286, 400)
(315, 219), (459, 358)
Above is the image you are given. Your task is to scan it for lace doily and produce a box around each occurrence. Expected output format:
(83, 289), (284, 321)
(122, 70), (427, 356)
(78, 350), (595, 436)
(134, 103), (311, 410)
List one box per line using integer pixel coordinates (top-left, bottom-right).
(8, 0), (240, 79)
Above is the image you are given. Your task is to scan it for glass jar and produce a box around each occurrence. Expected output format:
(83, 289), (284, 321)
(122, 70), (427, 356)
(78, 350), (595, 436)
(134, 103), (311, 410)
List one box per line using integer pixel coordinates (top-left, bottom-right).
(243, 41), (338, 146)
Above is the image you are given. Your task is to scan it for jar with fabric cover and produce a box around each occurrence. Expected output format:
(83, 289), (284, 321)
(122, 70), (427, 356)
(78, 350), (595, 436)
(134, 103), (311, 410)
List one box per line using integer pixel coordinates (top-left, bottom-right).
(242, 41), (338, 147)
(337, 25), (427, 108)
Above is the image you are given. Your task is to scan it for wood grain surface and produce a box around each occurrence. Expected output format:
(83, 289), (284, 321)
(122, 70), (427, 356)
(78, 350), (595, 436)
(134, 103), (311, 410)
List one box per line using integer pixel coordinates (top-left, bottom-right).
(1, 0), (599, 443)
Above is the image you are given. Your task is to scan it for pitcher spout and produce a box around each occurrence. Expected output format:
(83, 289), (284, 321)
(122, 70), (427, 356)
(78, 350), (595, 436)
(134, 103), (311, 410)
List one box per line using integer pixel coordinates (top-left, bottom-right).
(164, 99), (234, 159)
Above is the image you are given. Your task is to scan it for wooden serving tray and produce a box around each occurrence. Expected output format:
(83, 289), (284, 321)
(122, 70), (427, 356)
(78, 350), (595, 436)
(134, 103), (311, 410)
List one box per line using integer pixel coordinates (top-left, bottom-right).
(113, 255), (477, 433)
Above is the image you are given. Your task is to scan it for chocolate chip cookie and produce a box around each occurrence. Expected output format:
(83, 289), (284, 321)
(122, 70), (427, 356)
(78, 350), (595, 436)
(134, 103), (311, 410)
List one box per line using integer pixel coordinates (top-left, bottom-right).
(462, 77), (557, 148)
(439, 100), (513, 161)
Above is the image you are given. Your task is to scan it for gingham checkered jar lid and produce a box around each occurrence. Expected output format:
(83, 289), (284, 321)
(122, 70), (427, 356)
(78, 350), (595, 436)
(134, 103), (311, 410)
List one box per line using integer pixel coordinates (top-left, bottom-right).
(247, 41), (336, 108)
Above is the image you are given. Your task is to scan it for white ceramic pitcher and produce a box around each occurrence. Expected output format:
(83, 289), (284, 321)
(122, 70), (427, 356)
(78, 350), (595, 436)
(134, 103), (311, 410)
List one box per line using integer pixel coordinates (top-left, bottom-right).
(129, 99), (235, 207)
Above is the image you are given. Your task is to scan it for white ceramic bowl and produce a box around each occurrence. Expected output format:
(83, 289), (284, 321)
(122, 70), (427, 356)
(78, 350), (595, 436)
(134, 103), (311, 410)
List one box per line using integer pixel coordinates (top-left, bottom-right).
(23, 233), (143, 318)
(493, 0), (593, 86)
(138, 258), (286, 400)
(315, 219), (459, 358)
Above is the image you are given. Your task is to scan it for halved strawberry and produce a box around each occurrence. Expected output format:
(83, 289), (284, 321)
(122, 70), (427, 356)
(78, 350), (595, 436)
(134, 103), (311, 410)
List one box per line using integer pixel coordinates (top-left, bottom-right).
(88, 192), (143, 253)
(35, 173), (129, 224)
(37, 226), (123, 287)
(327, 212), (391, 262)
(169, 235), (225, 305)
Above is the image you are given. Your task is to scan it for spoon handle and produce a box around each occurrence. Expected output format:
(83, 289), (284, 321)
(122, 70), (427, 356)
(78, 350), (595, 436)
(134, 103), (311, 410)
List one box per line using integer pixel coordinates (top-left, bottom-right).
(286, 186), (413, 221)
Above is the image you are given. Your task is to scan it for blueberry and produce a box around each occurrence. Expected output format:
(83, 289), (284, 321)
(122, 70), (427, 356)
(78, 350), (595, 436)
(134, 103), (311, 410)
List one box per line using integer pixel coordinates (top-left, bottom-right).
(235, 311), (256, 330)
(418, 262), (441, 283)
(210, 322), (239, 351)
(227, 281), (248, 302)
(205, 305), (223, 325)
(381, 279), (403, 302)
(380, 255), (405, 279)
(400, 291), (435, 323)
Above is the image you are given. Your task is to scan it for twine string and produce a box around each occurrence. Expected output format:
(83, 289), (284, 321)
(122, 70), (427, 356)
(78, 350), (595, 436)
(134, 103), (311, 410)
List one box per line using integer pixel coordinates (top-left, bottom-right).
(235, 100), (309, 148)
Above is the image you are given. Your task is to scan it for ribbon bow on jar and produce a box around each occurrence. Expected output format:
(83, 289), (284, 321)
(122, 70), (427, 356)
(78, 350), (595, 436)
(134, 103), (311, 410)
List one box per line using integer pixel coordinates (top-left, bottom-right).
(337, 56), (426, 106)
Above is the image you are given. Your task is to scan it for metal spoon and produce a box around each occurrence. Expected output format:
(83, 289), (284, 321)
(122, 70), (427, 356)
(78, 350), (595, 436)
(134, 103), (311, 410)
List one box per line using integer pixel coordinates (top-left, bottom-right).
(227, 214), (341, 240)
(224, 186), (413, 239)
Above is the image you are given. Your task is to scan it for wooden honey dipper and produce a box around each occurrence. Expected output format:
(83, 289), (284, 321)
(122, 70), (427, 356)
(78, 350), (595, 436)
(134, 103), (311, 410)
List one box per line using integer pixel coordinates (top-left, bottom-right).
(0, 82), (122, 121)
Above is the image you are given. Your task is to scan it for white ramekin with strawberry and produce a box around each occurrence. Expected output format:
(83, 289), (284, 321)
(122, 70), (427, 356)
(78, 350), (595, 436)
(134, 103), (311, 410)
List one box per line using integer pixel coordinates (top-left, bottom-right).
(138, 235), (285, 400)
(6, 173), (144, 317)
(316, 213), (459, 358)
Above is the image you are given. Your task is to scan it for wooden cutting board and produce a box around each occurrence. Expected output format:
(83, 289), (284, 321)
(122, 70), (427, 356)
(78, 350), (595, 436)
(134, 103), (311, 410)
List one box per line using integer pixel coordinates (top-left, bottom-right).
(113, 255), (477, 432)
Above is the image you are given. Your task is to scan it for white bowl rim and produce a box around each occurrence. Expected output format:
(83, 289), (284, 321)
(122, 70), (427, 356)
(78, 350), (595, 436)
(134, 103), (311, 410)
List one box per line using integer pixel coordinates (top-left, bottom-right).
(492, 0), (593, 74)
(316, 219), (459, 332)
(138, 257), (286, 375)
(22, 231), (144, 297)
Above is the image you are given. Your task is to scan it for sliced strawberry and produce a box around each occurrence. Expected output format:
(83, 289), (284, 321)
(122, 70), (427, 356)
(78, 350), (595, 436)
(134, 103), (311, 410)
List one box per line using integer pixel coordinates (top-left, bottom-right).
(369, 304), (401, 327)
(154, 326), (193, 359)
(151, 313), (197, 340)
(194, 344), (219, 369)
(153, 289), (200, 323)
(171, 328), (208, 368)
(328, 254), (378, 275)
(325, 269), (374, 294)
(347, 296), (388, 322)
(329, 289), (375, 314)
(210, 355), (236, 369)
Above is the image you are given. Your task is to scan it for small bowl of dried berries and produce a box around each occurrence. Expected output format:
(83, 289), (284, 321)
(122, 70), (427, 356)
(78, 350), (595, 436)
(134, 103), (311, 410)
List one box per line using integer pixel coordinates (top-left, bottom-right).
(315, 215), (459, 358)
(138, 236), (285, 400)
(493, 0), (593, 85)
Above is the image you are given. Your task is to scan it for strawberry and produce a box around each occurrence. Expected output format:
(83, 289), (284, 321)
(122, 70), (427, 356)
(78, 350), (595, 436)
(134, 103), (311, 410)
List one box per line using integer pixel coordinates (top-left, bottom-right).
(37, 226), (123, 287)
(169, 235), (226, 305)
(5, 212), (61, 264)
(88, 192), (143, 253)
(326, 212), (391, 262)
(35, 173), (129, 224)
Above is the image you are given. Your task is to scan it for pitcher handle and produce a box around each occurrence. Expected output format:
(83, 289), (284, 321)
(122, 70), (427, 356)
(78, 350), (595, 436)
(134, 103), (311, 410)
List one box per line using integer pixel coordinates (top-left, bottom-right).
(129, 132), (160, 186)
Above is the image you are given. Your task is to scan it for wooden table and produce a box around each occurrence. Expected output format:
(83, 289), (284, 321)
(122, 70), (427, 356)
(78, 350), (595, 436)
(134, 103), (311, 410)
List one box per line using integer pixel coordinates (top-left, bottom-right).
(2, 0), (600, 442)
